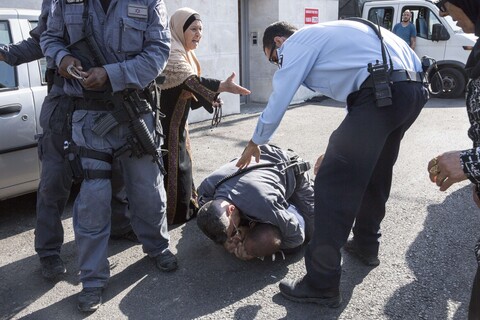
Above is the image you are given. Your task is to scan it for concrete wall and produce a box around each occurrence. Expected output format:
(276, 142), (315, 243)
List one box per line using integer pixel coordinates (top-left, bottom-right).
(248, 0), (339, 104)
(0, 0), (340, 121)
(165, 1), (241, 122)
(0, 0), (242, 123)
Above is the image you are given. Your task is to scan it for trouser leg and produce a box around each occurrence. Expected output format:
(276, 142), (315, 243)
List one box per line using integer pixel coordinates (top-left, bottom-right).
(350, 128), (402, 256)
(304, 83), (427, 289)
(35, 92), (73, 258)
(35, 130), (72, 257)
(74, 156), (112, 288)
(72, 111), (112, 288)
(110, 159), (131, 235)
(119, 114), (169, 256)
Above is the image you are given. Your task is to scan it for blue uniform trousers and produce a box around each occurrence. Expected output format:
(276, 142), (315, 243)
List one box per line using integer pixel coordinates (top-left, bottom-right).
(35, 87), (73, 258)
(72, 110), (169, 288)
(35, 86), (130, 258)
(305, 82), (428, 289)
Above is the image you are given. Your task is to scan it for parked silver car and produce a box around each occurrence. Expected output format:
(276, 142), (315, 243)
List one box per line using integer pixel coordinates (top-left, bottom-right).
(0, 8), (47, 200)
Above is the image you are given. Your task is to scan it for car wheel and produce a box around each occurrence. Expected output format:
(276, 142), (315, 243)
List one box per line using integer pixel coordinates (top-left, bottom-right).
(429, 67), (466, 99)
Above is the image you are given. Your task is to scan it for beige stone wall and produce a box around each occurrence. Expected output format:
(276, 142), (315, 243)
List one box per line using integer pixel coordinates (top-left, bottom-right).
(165, 1), (241, 123)
(2, 0), (340, 122)
(249, 0), (339, 104)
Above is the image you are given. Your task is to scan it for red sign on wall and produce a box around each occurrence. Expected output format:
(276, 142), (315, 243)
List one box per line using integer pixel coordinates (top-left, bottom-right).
(305, 8), (319, 24)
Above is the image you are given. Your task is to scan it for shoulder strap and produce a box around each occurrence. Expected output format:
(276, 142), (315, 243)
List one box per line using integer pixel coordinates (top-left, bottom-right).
(214, 163), (277, 189)
(345, 17), (394, 70)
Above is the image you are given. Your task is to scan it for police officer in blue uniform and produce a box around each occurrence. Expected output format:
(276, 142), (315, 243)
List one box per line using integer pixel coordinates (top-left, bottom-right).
(41, 0), (173, 312)
(0, 0), (133, 280)
(236, 20), (429, 307)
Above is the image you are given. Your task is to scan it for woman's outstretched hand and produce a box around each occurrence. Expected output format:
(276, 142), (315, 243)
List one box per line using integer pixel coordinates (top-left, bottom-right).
(219, 72), (251, 95)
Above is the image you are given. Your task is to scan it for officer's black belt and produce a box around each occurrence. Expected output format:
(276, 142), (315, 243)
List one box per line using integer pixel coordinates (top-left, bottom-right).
(360, 69), (424, 90)
(73, 98), (115, 111)
(83, 169), (112, 180)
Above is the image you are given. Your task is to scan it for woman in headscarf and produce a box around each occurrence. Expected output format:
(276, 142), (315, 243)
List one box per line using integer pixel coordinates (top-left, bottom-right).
(427, 1), (480, 318)
(159, 7), (250, 225)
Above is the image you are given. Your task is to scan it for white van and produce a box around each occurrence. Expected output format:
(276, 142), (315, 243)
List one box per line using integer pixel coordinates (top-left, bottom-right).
(0, 8), (47, 200)
(340, 0), (478, 98)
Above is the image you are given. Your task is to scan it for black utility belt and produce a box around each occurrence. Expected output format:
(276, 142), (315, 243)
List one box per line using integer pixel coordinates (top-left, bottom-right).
(73, 98), (115, 111)
(360, 69), (424, 90)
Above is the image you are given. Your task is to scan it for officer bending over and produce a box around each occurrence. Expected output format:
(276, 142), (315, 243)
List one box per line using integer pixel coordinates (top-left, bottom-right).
(236, 20), (428, 307)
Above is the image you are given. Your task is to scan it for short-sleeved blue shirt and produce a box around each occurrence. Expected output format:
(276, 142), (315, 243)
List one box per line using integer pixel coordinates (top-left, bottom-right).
(393, 23), (417, 46)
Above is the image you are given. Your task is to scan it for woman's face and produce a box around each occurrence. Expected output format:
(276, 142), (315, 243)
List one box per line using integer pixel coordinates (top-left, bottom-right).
(183, 20), (203, 52)
(440, 2), (475, 33)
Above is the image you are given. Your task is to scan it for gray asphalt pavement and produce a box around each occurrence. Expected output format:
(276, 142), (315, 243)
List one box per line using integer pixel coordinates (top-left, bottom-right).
(0, 97), (478, 319)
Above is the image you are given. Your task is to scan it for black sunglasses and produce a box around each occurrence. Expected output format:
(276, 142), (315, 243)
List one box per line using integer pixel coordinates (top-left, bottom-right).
(435, 0), (448, 13)
(268, 41), (278, 65)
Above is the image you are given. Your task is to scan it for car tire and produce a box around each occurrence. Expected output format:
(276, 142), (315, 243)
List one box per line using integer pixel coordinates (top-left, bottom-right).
(429, 67), (466, 99)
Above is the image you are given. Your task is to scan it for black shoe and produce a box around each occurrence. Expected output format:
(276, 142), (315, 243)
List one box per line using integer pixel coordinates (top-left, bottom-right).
(279, 277), (342, 308)
(110, 229), (139, 243)
(40, 255), (66, 279)
(154, 249), (178, 272)
(78, 287), (103, 312)
(343, 239), (380, 266)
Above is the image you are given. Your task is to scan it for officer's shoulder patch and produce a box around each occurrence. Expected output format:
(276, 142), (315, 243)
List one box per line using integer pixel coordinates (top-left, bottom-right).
(128, 4), (148, 19)
(66, 0), (84, 3)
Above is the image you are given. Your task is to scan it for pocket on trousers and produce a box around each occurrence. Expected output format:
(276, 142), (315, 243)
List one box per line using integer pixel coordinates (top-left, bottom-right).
(73, 111), (109, 151)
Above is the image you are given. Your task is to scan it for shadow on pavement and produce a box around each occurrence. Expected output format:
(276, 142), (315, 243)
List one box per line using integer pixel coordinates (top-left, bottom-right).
(0, 234), (139, 319)
(0, 184), (80, 241)
(385, 185), (479, 319)
(118, 220), (301, 319)
(273, 252), (376, 320)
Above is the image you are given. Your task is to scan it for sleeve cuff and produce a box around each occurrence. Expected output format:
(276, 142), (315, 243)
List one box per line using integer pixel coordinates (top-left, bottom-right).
(460, 148), (480, 184)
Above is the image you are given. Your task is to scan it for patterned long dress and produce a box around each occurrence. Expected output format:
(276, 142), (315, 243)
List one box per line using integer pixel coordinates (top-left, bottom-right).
(459, 78), (480, 319)
(160, 75), (220, 225)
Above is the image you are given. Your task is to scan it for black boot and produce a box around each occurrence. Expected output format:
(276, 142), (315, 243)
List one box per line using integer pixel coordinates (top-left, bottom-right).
(279, 277), (342, 308)
(39, 255), (66, 279)
(344, 239), (380, 266)
(78, 287), (103, 312)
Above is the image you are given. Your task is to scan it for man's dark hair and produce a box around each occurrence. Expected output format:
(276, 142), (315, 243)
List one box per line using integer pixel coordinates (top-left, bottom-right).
(262, 21), (298, 51)
(196, 200), (229, 245)
(244, 223), (282, 257)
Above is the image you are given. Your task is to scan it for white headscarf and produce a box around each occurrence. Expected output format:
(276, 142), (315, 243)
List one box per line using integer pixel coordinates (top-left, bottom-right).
(160, 7), (202, 90)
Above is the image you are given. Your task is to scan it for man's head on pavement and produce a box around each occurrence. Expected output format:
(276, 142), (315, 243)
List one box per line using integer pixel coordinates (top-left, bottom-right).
(437, 0), (478, 33)
(197, 199), (241, 245)
(244, 223), (282, 258)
